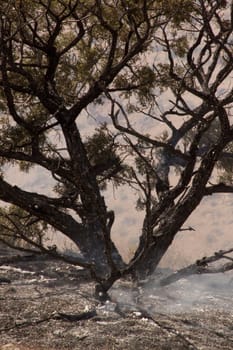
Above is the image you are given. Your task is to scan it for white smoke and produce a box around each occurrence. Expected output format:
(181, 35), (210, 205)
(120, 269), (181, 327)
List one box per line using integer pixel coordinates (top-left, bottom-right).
(110, 271), (233, 314)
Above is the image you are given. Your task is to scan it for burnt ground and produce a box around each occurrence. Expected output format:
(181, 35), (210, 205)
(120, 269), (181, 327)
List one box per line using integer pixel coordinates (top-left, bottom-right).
(0, 252), (233, 350)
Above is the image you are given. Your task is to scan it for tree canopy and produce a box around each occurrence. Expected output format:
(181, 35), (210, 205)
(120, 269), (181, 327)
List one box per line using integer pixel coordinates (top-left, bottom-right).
(1, 0), (233, 296)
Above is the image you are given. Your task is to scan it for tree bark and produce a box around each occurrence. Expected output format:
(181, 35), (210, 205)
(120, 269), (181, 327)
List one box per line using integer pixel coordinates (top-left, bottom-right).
(129, 140), (228, 280)
(0, 177), (125, 280)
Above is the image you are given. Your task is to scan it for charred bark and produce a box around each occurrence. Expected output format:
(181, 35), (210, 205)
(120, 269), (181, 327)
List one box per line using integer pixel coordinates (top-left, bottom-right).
(128, 137), (230, 281)
(0, 177), (125, 282)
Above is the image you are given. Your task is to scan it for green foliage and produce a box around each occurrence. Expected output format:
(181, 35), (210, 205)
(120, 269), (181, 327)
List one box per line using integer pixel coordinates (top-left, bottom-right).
(85, 124), (126, 189)
(157, 0), (195, 26)
(86, 125), (118, 166)
(171, 35), (189, 58)
(154, 63), (194, 94)
(133, 66), (157, 106)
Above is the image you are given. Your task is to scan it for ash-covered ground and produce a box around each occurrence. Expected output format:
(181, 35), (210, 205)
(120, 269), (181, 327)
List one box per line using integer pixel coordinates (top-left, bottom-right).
(0, 249), (233, 350)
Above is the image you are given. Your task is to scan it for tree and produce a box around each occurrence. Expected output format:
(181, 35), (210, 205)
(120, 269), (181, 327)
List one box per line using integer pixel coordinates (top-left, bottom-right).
(1, 0), (233, 298)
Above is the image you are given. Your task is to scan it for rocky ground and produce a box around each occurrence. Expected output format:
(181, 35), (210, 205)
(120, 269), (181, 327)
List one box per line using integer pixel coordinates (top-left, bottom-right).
(0, 250), (233, 350)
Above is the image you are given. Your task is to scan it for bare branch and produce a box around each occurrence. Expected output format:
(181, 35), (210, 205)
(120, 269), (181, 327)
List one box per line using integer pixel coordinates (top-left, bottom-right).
(205, 182), (233, 195)
(159, 248), (233, 287)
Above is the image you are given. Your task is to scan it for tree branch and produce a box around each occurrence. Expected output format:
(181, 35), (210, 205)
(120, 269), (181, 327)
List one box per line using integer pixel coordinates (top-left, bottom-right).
(0, 177), (87, 244)
(205, 182), (233, 195)
(159, 248), (233, 287)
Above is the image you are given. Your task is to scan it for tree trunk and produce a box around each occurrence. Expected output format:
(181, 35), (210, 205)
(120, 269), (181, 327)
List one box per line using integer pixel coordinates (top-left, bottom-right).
(0, 177), (125, 282)
(130, 143), (225, 280)
(130, 199), (202, 279)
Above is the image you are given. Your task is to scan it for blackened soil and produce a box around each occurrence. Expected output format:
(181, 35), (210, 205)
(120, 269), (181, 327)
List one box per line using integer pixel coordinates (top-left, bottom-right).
(0, 254), (233, 350)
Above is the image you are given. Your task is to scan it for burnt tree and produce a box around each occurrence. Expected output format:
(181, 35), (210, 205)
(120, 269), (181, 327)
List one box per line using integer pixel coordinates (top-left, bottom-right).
(1, 0), (233, 296)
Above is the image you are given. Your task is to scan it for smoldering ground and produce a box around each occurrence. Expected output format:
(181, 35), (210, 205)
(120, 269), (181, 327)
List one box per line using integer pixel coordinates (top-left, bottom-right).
(110, 271), (233, 314)
(1, 253), (233, 349)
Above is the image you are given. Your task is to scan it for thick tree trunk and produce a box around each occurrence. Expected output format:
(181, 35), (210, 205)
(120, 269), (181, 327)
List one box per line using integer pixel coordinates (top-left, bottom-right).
(129, 143), (227, 280)
(130, 198), (202, 279)
(0, 177), (125, 281)
(71, 220), (126, 280)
